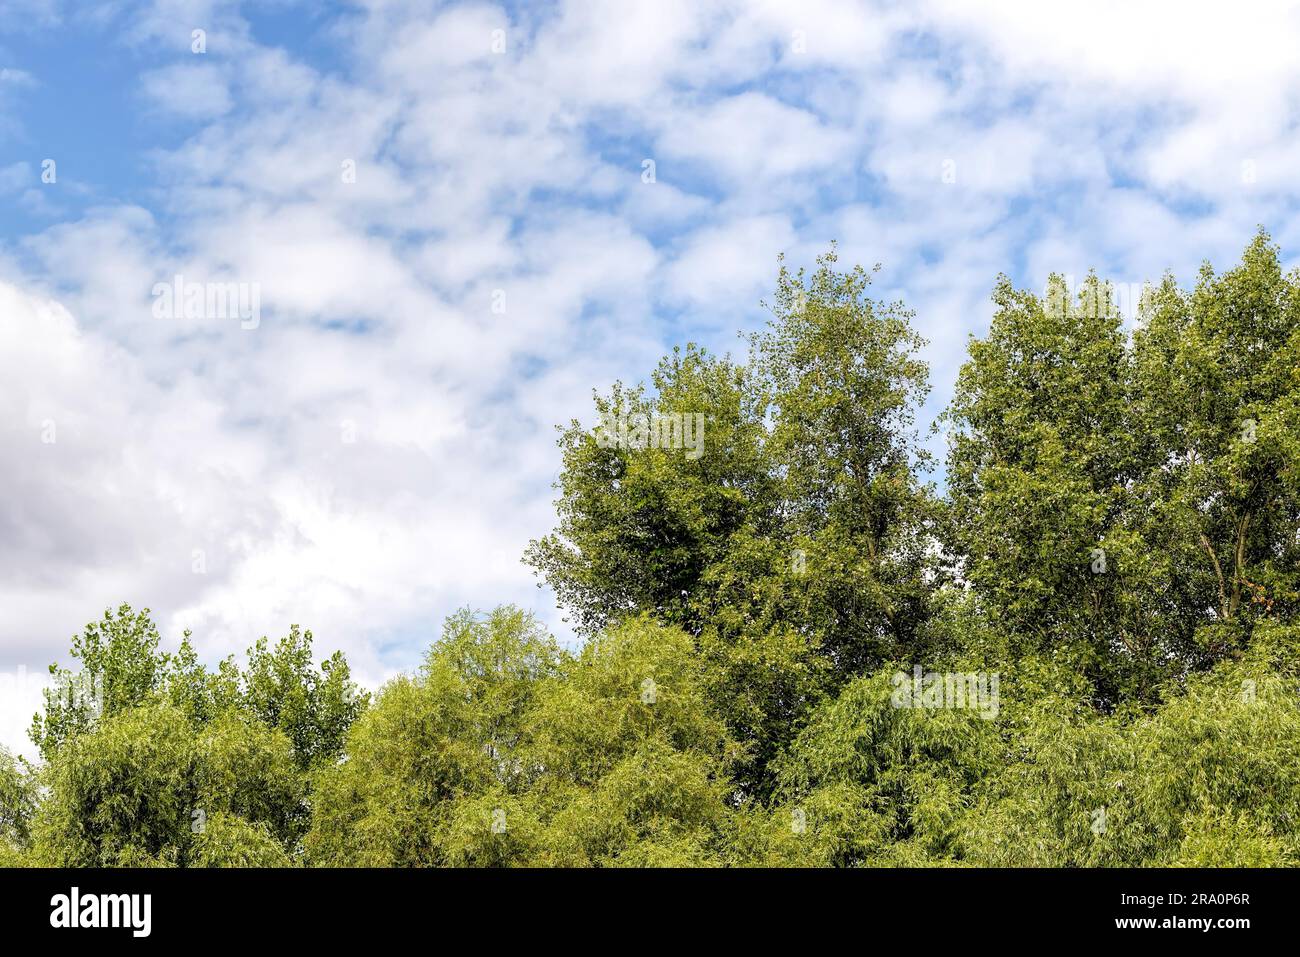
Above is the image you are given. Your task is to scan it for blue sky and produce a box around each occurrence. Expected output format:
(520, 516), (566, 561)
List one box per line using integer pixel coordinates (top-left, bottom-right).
(3, 0), (1300, 756)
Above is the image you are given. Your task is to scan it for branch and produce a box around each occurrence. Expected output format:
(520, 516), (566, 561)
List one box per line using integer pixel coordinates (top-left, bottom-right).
(1229, 513), (1250, 618)
(1199, 531), (1229, 620)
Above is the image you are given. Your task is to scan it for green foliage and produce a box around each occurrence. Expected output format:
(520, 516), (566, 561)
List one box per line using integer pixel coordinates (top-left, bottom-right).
(306, 606), (562, 866)
(30, 603), (163, 762)
(527, 247), (937, 796)
(242, 626), (369, 770)
(0, 748), (36, 859)
(189, 813), (294, 868)
(18, 235), (1300, 868)
(944, 231), (1300, 702)
(769, 662), (1000, 866)
(31, 704), (303, 866)
(24, 604), (365, 866)
(957, 623), (1300, 867)
(307, 611), (738, 867)
(525, 616), (738, 866)
(31, 604), (367, 771)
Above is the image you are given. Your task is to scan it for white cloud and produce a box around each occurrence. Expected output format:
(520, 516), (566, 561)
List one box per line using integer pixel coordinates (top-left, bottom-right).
(141, 61), (233, 118)
(657, 92), (856, 187)
(664, 213), (796, 310)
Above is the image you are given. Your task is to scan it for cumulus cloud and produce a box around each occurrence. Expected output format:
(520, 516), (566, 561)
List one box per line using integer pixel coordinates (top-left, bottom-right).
(140, 62), (233, 118)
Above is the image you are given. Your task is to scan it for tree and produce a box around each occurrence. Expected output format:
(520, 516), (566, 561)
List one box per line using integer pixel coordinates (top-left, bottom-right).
(30, 603), (165, 761)
(957, 622), (1300, 866)
(943, 232), (1300, 702)
(14, 236), (1300, 871)
(26, 604), (366, 866)
(0, 748), (35, 864)
(242, 626), (368, 770)
(31, 604), (367, 771)
(524, 615), (738, 866)
(306, 606), (562, 866)
(31, 704), (303, 867)
(766, 661), (1000, 866)
(527, 248), (937, 796)
(307, 609), (739, 867)
(526, 346), (772, 637)
(1130, 234), (1300, 648)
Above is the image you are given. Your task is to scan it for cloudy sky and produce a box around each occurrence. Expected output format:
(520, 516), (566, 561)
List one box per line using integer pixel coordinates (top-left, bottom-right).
(2, 0), (1299, 757)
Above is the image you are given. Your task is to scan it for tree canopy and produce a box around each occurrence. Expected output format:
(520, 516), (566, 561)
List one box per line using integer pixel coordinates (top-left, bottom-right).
(5, 233), (1298, 868)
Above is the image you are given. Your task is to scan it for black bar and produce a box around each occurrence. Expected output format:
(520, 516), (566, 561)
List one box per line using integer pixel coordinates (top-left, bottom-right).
(0, 867), (1285, 943)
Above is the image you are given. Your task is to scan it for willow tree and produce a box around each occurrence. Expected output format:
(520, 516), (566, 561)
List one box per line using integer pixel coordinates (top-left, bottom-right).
(306, 608), (737, 867)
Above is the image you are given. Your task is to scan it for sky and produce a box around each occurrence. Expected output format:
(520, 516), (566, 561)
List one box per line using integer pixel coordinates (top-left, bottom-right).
(3, 0), (1300, 758)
